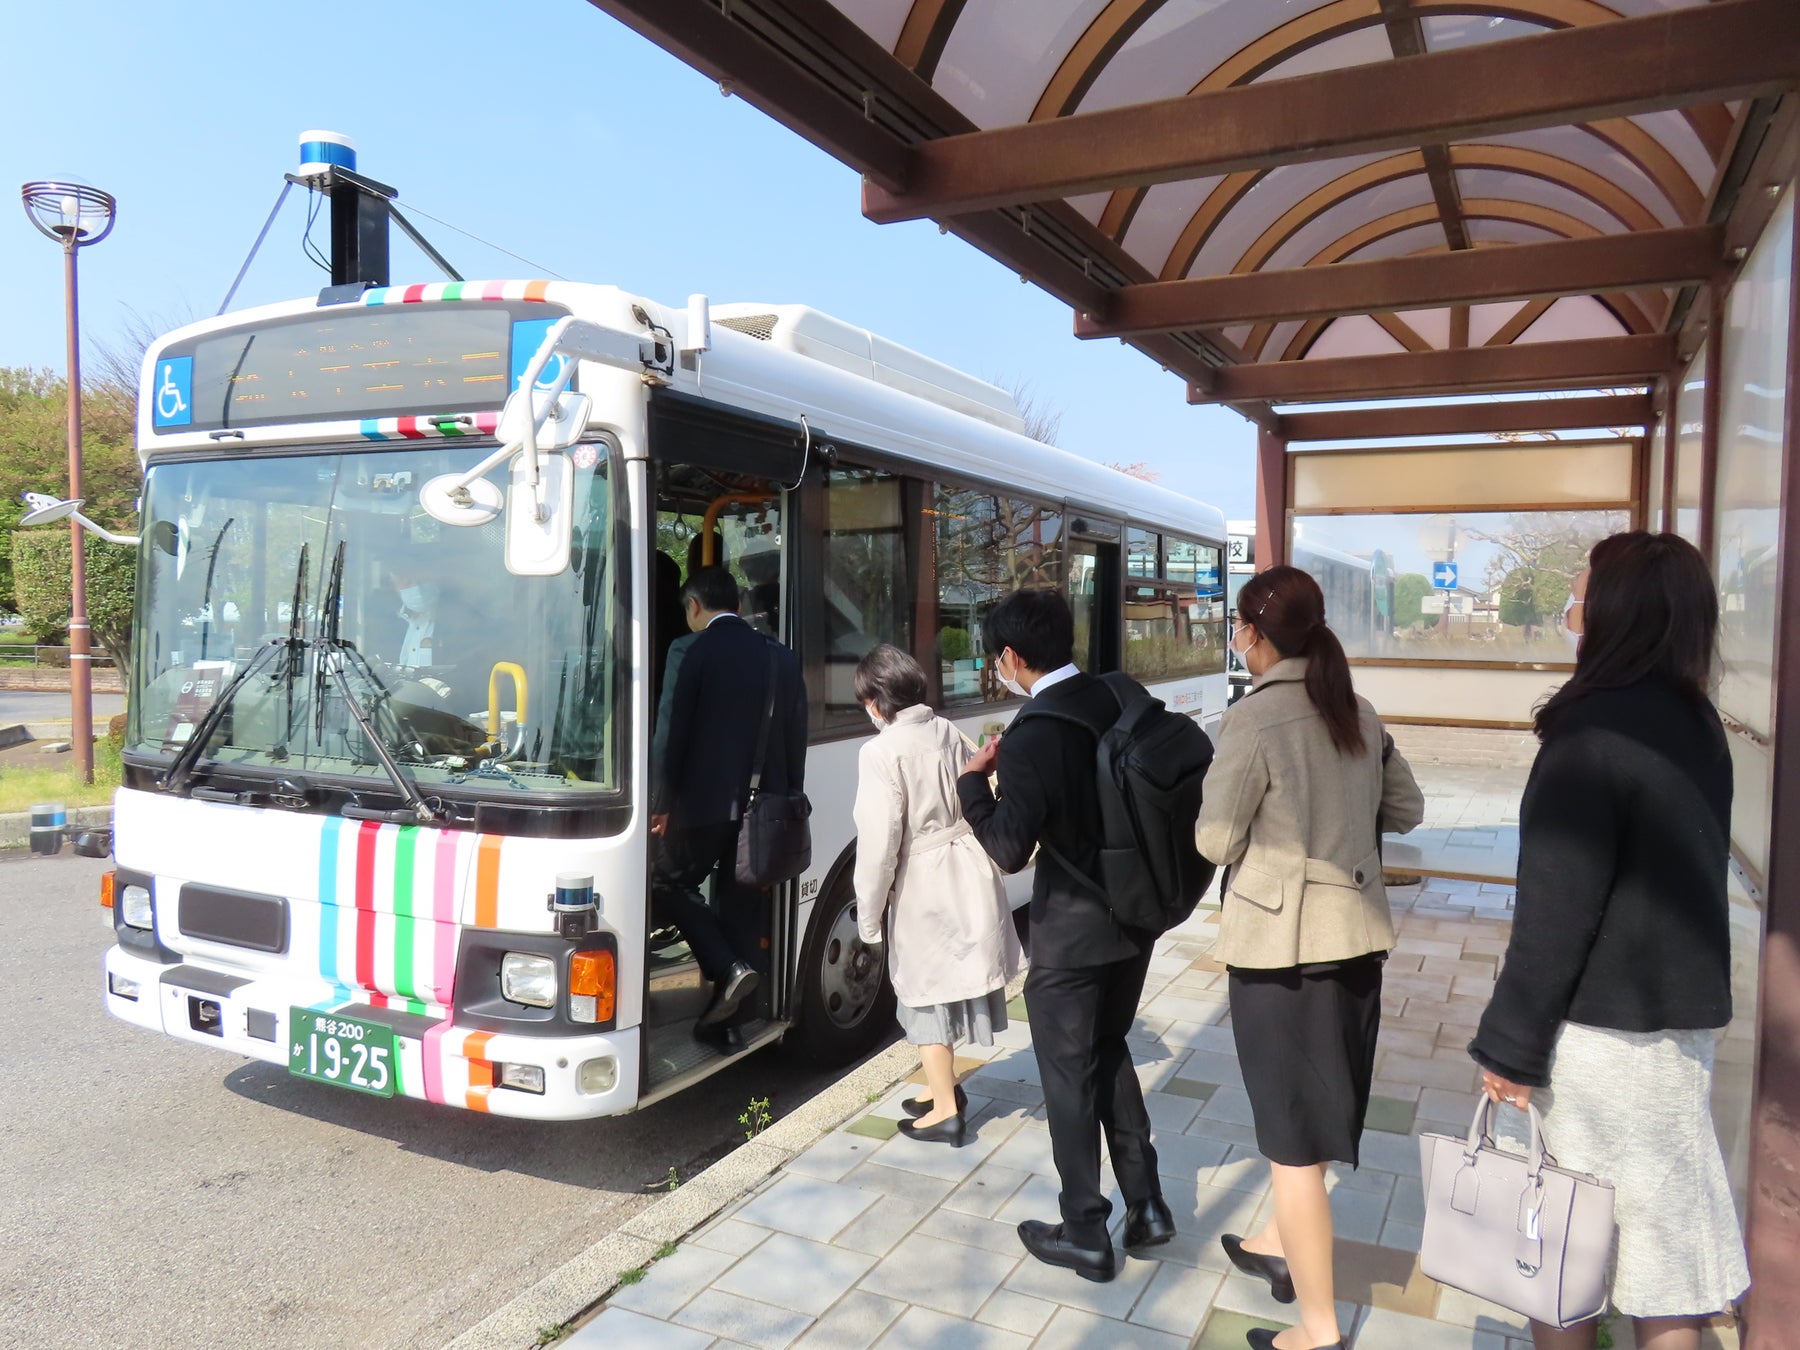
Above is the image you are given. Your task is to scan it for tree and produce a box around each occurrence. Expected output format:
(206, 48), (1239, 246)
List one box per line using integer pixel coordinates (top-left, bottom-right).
(1002, 377), (1064, 447)
(1103, 460), (1162, 483)
(1393, 572), (1432, 629)
(1465, 512), (1610, 634)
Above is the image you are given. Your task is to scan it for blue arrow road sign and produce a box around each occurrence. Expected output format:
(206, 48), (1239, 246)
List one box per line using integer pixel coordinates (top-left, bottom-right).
(1431, 561), (1459, 590)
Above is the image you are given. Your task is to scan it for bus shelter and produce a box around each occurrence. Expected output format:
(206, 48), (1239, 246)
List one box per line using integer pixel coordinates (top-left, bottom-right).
(582, 0), (1798, 1334)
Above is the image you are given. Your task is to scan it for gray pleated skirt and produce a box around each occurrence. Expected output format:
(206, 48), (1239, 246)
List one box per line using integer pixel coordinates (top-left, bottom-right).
(1499, 1021), (1750, 1319)
(895, 987), (1009, 1048)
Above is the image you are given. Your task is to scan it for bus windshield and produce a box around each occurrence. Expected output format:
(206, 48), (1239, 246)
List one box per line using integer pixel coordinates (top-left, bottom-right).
(126, 442), (620, 799)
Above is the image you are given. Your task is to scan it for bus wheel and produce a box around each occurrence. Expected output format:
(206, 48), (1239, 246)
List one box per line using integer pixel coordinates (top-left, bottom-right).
(787, 876), (894, 1066)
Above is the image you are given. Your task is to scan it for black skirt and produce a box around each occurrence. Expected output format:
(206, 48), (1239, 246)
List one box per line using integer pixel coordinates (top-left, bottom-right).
(1228, 953), (1385, 1167)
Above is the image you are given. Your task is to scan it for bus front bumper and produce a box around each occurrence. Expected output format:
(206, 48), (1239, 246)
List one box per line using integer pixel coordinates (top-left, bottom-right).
(102, 944), (642, 1120)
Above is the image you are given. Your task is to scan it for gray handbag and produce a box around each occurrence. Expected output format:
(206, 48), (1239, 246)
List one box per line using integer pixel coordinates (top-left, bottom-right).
(1418, 1096), (1616, 1329)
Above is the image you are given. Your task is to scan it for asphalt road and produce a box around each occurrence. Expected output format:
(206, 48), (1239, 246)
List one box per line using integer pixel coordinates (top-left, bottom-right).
(0, 691), (127, 726)
(0, 852), (854, 1349)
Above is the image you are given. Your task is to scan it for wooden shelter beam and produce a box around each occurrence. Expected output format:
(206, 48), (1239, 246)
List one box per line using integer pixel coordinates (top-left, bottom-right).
(1080, 225), (1720, 337)
(1190, 333), (1675, 403)
(1276, 393), (1653, 440)
(862, 0), (1798, 223)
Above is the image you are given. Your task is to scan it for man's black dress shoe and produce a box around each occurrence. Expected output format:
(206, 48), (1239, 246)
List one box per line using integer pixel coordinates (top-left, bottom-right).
(1244, 1328), (1345, 1349)
(1016, 1220), (1116, 1283)
(901, 1085), (968, 1118)
(1122, 1196), (1176, 1251)
(1221, 1233), (1296, 1303)
(693, 1022), (747, 1054)
(697, 963), (759, 1028)
(896, 1111), (966, 1147)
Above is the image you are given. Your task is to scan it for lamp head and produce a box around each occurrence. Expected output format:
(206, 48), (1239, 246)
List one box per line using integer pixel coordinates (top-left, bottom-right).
(19, 493), (82, 527)
(20, 181), (116, 246)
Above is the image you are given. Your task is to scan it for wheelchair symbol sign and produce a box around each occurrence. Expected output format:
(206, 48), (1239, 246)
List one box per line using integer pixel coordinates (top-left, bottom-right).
(153, 357), (193, 428)
(510, 318), (569, 393)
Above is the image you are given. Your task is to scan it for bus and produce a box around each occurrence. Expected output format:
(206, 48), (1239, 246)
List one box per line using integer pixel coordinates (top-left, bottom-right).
(104, 282), (1228, 1119)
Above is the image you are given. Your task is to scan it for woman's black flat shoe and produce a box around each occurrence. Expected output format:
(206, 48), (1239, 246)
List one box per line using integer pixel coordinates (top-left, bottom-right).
(1222, 1233), (1296, 1304)
(1245, 1329), (1344, 1350)
(896, 1111), (967, 1148)
(901, 1085), (968, 1118)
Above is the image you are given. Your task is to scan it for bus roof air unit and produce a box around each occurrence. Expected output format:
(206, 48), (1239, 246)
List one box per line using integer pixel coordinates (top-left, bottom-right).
(711, 304), (1026, 435)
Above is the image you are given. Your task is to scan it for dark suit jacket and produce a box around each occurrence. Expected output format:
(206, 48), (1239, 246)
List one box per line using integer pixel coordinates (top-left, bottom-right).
(958, 671), (1153, 970)
(653, 614), (807, 828)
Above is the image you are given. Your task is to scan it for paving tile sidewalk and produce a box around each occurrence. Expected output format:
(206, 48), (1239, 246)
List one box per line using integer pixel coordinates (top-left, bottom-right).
(560, 731), (1751, 1350)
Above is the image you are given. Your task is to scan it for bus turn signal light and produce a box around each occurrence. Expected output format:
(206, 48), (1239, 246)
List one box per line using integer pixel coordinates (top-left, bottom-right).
(569, 950), (615, 1025)
(99, 871), (116, 909)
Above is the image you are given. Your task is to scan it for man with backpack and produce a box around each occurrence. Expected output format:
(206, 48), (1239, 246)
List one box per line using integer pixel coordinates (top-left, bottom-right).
(959, 589), (1214, 1284)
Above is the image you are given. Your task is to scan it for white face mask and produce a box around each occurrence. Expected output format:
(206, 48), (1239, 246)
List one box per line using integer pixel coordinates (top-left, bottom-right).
(866, 706), (886, 728)
(398, 583), (436, 612)
(1561, 595), (1583, 654)
(996, 652), (1029, 699)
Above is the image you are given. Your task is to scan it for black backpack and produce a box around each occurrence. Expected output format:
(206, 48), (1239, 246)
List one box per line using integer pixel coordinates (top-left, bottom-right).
(1014, 672), (1217, 934)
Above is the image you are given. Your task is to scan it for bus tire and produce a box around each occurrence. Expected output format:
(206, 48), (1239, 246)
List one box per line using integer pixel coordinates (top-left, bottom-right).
(786, 868), (894, 1066)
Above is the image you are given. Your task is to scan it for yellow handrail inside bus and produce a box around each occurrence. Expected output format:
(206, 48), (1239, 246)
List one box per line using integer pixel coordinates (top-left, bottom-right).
(488, 662), (528, 738)
(699, 492), (776, 566)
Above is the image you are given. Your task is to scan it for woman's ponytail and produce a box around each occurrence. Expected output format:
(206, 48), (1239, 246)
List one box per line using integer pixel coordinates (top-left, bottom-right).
(1236, 565), (1367, 756)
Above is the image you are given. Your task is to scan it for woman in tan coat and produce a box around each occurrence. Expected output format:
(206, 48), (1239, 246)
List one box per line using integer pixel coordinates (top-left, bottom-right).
(853, 645), (1023, 1148)
(1197, 566), (1424, 1350)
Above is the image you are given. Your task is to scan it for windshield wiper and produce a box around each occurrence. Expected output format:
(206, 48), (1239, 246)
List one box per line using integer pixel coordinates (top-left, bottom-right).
(161, 542), (312, 794)
(313, 542), (439, 824)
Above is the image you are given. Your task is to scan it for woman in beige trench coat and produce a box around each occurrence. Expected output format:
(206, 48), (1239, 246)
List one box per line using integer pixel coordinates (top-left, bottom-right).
(853, 645), (1023, 1148)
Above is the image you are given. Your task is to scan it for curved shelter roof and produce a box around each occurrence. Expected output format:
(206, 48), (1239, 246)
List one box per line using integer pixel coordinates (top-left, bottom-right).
(589, 0), (1797, 421)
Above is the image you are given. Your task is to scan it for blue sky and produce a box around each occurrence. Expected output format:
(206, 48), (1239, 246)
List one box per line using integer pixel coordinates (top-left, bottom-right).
(0, 0), (1258, 518)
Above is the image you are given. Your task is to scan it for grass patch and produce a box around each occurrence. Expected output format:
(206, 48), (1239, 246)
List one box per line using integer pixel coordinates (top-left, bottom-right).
(0, 740), (122, 814)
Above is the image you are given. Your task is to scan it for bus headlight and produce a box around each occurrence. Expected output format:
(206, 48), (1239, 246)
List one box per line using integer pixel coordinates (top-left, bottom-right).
(500, 953), (556, 1007)
(120, 884), (154, 931)
(496, 1063), (545, 1094)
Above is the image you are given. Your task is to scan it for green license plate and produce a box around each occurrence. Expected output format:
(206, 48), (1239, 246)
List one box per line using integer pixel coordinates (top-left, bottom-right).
(288, 1007), (397, 1097)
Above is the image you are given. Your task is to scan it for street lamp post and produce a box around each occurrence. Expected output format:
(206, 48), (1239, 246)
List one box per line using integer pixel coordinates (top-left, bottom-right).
(21, 182), (116, 784)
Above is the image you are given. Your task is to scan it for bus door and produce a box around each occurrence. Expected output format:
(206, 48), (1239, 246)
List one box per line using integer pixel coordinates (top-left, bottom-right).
(1068, 516), (1122, 674)
(641, 393), (808, 1084)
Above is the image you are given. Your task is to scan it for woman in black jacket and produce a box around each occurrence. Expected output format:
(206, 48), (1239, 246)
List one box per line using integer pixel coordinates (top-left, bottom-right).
(1469, 532), (1749, 1350)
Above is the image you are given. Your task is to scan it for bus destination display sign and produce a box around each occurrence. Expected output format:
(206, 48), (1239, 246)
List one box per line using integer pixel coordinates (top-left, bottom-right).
(164, 301), (567, 431)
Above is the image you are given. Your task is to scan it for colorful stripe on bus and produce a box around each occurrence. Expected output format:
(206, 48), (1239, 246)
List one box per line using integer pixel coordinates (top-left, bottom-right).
(358, 410), (502, 441)
(360, 280), (552, 305)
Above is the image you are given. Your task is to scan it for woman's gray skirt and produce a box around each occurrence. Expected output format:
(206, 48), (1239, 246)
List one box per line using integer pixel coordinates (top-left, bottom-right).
(895, 987), (1009, 1048)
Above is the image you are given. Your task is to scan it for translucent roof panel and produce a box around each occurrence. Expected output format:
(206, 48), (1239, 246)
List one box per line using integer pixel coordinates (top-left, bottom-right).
(1306, 315), (1411, 360)
(1516, 296), (1631, 343)
(1262, 320), (1305, 361)
(1190, 153), (1393, 277)
(1076, 0), (1344, 117)
(1453, 170), (1628, 236)
(822, 0), (909, 53)
(1066, 191), (1110, 227)
(1260, 176), (1440, 273)
(1467, 219), (1569, 246)
(933, 0), (1110, 129)
(1338, 222), (1457, 264)
(1252, 26), (1392, 83)
(1475, 127), (1687, 225)
(1421, 15), (1548, 51)
(1629, 110), (1714, 197)
(1469, 301), (1530, 346)
(1394, 308), (1453, 348)
(1119, 176), (1225, 276)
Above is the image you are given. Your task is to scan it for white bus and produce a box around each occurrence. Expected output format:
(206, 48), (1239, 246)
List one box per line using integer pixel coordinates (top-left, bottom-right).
(104, 281), (1228, 1119)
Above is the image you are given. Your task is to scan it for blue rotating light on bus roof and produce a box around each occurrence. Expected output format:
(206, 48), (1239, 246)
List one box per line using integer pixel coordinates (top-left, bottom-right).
(295, 130), (356, 178)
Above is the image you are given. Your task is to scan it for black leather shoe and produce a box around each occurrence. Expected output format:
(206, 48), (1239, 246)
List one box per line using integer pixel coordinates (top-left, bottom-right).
(696, 963), (759, 1028)
(896, 1111), (967, 1147)
(1245, 1328), (1345, 1350)
(692, 1022), (747, 1054)
(1222, 1233), (1296, 1303)
(1122, 1196), (1176, 1251)
(1017, 1220), (1116, 1283)
(901, 1084), (968, 1118)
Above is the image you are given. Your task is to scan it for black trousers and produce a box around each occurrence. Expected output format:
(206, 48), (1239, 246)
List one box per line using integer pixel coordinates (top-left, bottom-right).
(653, 822), (762, 987)
(1025, 948), (1159, 1246)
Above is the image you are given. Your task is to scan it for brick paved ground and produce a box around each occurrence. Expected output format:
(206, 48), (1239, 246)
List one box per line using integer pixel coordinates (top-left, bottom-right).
(564, 731), (1755, 1350)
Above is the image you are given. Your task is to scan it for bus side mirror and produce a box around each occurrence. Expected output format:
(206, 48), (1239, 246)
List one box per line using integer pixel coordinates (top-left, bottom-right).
(505, 450), (575, 577)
